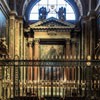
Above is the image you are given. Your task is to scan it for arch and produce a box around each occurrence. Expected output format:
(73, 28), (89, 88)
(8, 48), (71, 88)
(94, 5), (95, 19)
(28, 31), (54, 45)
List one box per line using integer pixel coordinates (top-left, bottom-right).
(23, 0), (80, 22)
(29, 0), (75, 21)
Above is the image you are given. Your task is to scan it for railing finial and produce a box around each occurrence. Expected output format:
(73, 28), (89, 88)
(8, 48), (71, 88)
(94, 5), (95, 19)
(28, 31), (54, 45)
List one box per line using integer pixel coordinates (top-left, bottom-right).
(87, 55), (91, 60)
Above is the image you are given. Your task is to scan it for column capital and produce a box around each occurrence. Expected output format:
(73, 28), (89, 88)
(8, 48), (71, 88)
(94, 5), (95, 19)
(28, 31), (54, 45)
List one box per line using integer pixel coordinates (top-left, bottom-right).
(34, 38), (40, 44)
(28, 38), (33, 42)
(27, 38), (34, 47)
(28, 42), (33, 47)
(65, 39), (70, 45)
(27, 41), (33, 47)
(81, 16), (89, 23)
(87, 11), (97, 20)
(71, 39), (77, 43)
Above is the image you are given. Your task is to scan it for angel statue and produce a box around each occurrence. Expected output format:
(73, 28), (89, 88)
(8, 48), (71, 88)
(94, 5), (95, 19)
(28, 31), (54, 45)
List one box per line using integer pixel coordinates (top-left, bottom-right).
(0, 38), (9, 58)
(57, 7), (66, 21)
(39, 7), (50, 20)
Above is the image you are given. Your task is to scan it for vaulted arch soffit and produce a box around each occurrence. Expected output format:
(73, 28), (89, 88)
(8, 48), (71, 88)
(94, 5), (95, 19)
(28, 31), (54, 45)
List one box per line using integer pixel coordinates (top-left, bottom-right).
(22, 0), (83, 21)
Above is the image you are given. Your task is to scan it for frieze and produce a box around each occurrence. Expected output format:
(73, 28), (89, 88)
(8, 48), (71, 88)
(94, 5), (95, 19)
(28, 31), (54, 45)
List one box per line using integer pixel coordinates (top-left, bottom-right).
(30, 17), (75, 30)
(47, 31), (57, 36)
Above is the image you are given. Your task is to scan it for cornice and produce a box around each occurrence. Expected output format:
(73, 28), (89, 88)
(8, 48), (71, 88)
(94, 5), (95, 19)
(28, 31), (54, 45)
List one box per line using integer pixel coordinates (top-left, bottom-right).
(29, 17), (75, 32)
(9, 11), (24, 22)
(9, 11), (18, 16)
(32, 27), (73, 31)
(80, 16), (89, 22)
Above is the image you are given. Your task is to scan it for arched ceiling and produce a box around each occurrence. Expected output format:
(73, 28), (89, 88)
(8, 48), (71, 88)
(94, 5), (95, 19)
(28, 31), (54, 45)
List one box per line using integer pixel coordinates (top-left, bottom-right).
(22, 0), (83, 16)
(14, 0), (93, 18)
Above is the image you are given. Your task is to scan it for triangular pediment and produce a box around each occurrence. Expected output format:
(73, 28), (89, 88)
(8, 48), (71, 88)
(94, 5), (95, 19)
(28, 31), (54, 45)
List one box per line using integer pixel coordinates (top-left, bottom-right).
(30, 17), (75, 29)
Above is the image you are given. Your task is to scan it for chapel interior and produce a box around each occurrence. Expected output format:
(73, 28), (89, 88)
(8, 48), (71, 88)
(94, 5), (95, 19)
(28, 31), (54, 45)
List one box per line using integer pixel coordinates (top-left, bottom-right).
(0, 0), (100, 100)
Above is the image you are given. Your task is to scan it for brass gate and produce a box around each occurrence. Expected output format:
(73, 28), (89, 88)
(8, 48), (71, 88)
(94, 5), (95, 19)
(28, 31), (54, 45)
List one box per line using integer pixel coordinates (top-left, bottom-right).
(0, 58), (100, 100)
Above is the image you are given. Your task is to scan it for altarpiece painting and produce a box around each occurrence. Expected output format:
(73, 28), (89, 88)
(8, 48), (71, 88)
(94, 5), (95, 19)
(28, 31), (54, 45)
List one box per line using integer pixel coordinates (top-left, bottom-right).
(40, 45), (65, 80)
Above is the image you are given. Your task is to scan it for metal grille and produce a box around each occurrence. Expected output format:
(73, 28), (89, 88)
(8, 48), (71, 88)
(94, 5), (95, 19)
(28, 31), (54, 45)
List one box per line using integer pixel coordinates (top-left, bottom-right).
(0, 59), (100, 100)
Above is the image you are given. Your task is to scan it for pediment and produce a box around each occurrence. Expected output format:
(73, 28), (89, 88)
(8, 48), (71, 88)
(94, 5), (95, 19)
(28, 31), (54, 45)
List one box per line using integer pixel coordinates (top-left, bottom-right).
(30, 17), (75, 29)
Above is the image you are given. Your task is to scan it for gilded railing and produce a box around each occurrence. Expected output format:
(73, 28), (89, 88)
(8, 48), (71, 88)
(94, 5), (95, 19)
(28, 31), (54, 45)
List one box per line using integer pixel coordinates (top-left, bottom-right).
(0, 57), (100, 100)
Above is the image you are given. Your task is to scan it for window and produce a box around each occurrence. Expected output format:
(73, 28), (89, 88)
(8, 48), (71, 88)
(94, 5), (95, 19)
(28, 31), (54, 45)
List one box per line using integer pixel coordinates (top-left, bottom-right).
(29, 0), (75, 20)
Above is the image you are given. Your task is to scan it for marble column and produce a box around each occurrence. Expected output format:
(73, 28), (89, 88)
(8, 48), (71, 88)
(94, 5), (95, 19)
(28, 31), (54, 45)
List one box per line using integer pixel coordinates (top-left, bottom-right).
(34, 39), (40, 81)
(66, 39), (70, 58)
(71, 39), (76, 81)
(9, 14), (16, 59)
(25, 38), (29, 83)
(15, 20), (19, 56)
(65, 39), (70, 82)
(18, 18), (24, 59)
(71, 39), (76, 59)
(89, 16), (96, 59)
(9, 14), (16, 97)
(81, 16), (89, 59)
(28, 38), (33, 81)
(18, 18), (24, 87)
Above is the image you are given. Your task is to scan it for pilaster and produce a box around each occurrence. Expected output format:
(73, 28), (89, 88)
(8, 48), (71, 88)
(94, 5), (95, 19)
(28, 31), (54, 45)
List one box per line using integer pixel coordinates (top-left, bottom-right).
(81, 16), (90, 59)
(65, 39), (70, 59)
(89, 12), (97, 59)
(34, 39), (40, 81)
(27, 38), (33, 81)
(18, 17), (24, 59)
(15, 19), (19, 56)
(65, 39), (70, 82)
(9, 14), (16, 94)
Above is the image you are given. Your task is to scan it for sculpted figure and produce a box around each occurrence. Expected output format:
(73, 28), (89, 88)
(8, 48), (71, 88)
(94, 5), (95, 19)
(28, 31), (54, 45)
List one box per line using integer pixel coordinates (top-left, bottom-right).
(0, 38), (9, 57)
(39, 7), (50, 20)
(57, 7), (66, 21)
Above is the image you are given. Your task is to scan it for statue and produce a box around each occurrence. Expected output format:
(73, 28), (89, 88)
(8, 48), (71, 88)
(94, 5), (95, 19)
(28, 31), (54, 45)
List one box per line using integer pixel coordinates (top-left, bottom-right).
(39, 7), (50, 20)
(0, 38), (9, 58)
(57, 7), (66, 21)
